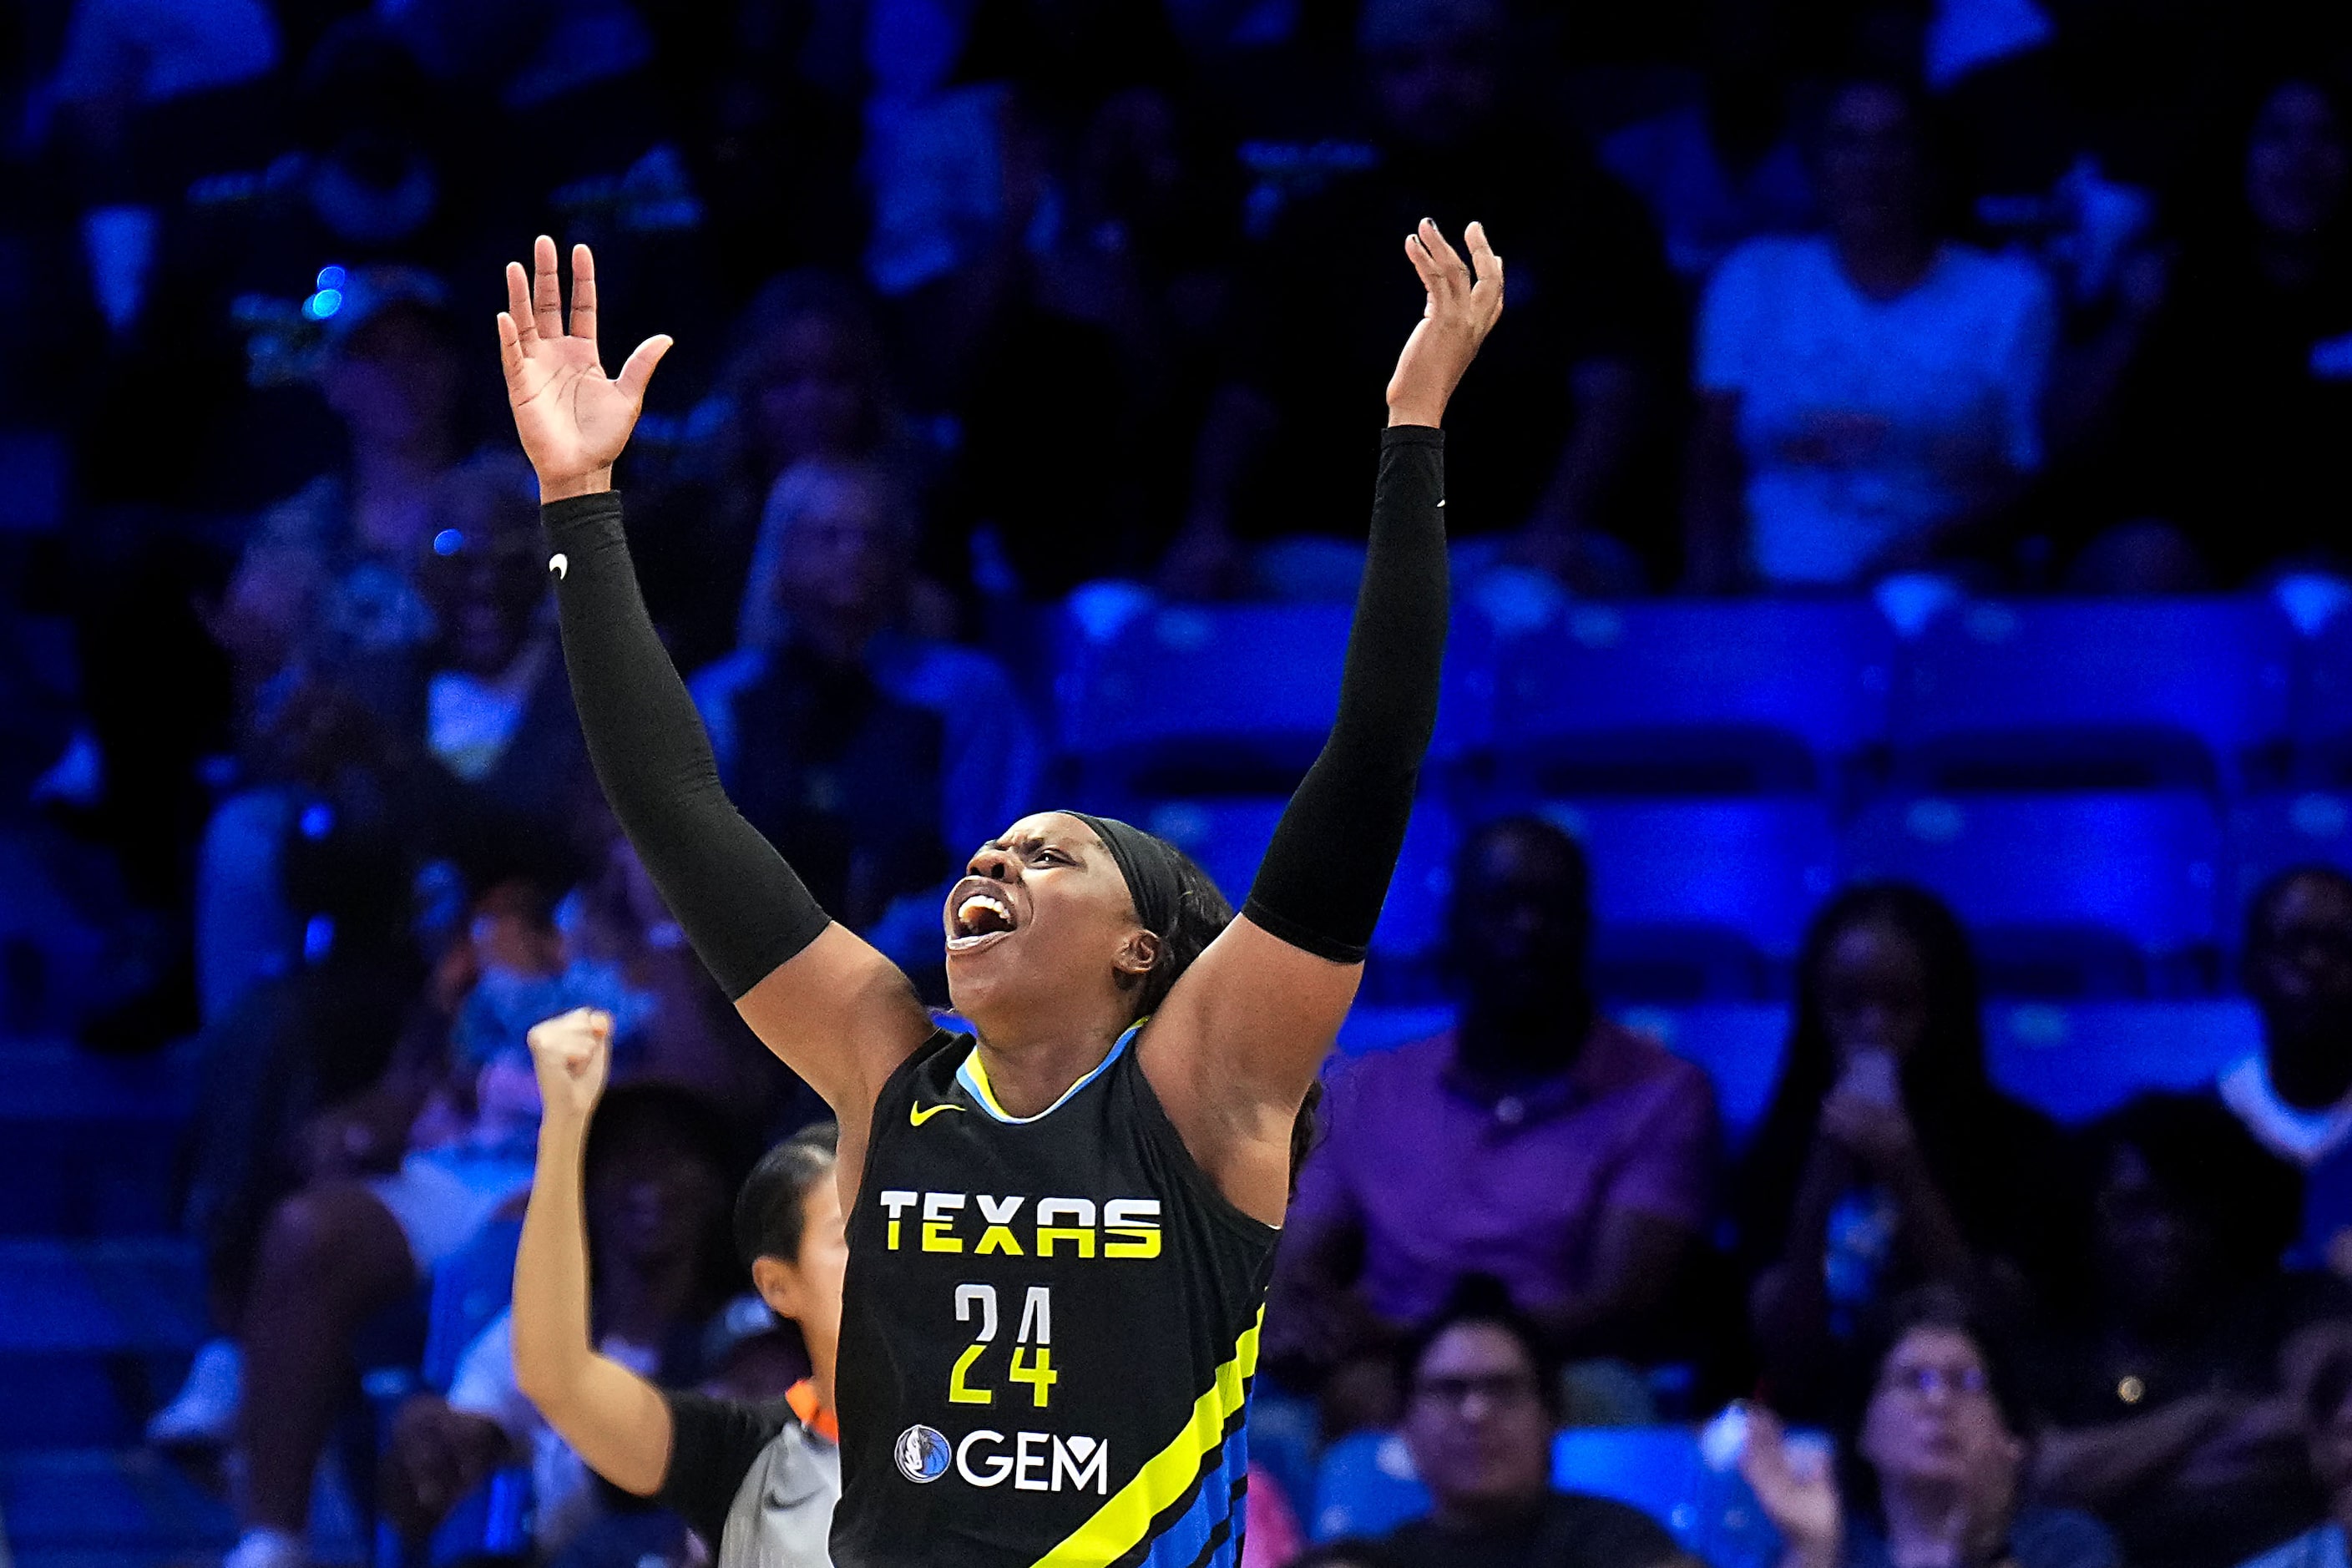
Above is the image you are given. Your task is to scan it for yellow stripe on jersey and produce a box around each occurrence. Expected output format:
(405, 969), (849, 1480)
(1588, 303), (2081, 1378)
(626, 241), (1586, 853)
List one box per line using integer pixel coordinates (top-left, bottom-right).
(961, 1049), (1016, 1120)
(1029, 1307), (1262, 1568)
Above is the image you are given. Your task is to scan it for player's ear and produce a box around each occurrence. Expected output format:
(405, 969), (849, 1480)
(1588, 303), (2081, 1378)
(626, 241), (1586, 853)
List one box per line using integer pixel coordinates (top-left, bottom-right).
(1113, 928), (1161, 979)
(751, 1255), (803, 1320)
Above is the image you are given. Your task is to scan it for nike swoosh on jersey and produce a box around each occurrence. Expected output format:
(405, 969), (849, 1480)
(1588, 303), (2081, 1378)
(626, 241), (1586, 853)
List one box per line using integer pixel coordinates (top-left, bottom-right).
(909, 1100), (966, 1126)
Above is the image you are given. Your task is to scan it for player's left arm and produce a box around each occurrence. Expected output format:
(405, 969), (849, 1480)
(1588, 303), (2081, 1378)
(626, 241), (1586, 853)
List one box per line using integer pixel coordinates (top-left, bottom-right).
(1143, 220), (1502, 1227)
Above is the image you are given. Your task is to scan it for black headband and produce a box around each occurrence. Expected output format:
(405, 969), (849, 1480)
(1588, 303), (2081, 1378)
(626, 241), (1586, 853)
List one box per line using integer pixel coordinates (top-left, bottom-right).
(1065, 811), (1185, 940)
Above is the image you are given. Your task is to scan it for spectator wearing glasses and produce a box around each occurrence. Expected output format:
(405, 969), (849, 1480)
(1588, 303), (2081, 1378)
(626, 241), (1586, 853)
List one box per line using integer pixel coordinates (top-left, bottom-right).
(1741, 1287), (2119, 1568)
(1380, 1277), (1684, 1568)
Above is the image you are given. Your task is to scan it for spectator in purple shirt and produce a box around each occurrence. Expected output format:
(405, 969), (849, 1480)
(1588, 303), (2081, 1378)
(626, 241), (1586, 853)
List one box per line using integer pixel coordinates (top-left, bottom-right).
(1267, 816), (1717, 1431)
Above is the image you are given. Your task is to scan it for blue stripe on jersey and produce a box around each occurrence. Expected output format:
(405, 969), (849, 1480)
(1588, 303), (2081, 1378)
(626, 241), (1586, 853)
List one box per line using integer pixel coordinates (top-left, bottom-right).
(1140, 1411), (1251, 1568)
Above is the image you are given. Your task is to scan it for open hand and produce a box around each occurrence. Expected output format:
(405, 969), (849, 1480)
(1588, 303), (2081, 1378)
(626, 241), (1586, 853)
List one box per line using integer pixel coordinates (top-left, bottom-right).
(1737, 1406), (1841, 1566)
(498, 236), (672, 502)
(526, 1007), (613, 1126)
(1386, 219), (1505, 427)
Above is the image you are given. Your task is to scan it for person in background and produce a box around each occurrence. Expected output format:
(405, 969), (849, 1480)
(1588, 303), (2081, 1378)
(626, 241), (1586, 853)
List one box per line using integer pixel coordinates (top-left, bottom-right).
(152, 771), (430, 1448)
(2221, 867), (2352, 1273)
(412, 453), (592, 862)
(1382, 1277), (1684, 1568)
(214, 273), (469, 726)
(1170, 0), (1681, 598)
(1736, 883), (2077, 1424)
(1598, 0), (1817, 289)
(1268, 816), (1715, 1432)
(1685, 75), (2056, 591)
(381, 1080), (745, 1561)
(512, 1009), (844, 1567)
(1742, 1286), (2121, 1568)
(639, 271), (914, 672)
(689, 455), (1039, 979)
(2238, 1328), (2352, 1568)
(216, 877), (640, 1568)
(2028, 1092), (2339, 1568)
(2100, 77), (2352, 584)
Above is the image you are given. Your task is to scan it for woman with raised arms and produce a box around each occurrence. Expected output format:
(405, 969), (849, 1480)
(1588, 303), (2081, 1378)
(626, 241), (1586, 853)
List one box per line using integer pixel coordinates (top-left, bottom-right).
(497, 216), (1501, 1568)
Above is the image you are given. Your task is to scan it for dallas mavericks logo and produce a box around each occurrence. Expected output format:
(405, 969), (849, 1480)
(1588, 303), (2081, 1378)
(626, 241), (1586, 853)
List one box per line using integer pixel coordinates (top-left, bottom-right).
(895, 1424), (952, 1484)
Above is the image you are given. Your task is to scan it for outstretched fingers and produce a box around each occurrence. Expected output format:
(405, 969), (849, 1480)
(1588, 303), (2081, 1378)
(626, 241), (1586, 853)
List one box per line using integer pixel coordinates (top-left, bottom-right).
(568, 244), (598, 350)
(531, 235), (564, 342)
(505, 261), (538, 351)
(615, 335), (674, 404)
(1405, 225), (1458, 306)
(1464, 220), (1504, 297)
(495, 311), (526, 390)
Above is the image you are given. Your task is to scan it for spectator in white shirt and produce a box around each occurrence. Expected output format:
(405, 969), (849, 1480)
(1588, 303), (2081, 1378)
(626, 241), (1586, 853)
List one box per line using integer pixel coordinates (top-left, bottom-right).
(1685, 74), (2056, 591)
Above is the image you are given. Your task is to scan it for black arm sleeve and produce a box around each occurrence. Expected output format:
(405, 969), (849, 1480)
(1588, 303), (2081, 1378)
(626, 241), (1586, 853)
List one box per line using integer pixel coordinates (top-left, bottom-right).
(655, 1390), (790, 1545)
(543, 493), (831, 999)
(1242, 426), (1447, 964)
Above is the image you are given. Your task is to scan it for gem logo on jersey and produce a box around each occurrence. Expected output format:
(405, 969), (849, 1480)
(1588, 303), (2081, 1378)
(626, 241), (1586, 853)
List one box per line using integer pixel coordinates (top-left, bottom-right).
(895, 1424), (952, 1484)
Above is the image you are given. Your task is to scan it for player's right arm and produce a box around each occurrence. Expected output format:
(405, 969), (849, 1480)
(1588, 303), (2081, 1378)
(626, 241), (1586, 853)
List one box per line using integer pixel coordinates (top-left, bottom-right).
(498, 240), (932, 1152)
(512, 1009), (673, 1494)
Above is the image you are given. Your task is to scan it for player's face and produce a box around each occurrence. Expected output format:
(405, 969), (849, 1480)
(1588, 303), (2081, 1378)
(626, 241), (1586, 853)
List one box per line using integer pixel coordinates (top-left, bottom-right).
(943, 812), (1152, 1025)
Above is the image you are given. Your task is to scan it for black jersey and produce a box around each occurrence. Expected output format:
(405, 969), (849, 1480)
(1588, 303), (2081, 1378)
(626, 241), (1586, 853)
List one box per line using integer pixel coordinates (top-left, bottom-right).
(834, 1024), (1277, 1568)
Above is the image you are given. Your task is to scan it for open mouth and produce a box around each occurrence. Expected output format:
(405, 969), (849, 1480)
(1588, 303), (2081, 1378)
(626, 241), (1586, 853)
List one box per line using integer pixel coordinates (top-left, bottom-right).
(948, 886), (1019, 953)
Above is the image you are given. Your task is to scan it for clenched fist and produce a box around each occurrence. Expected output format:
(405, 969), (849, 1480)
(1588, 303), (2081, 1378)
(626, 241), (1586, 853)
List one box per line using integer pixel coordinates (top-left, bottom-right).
(526, 1007), (613, 1127)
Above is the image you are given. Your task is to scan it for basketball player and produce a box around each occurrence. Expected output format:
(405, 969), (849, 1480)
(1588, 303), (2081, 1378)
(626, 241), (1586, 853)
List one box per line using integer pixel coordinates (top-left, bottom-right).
(496, 216), (1502, 1567)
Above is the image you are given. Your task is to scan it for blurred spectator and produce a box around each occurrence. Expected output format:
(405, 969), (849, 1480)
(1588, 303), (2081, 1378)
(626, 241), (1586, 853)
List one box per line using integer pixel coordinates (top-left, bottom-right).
(2100, 78), (2352, 585)
(2238, 1328), (2352, 1568)
(2029, 1093), (2339, 1568)
(638, 271), (915, 670)
(1171, 0), (1683, 599)
(212, 272), (466, 723)
(215, 876), (644, 1568)
(1599, 0), (1818, 287)
(407, 453), (594, 871)
(2223, 867), (2352, 1275)
(157, 768), (430, 1446)
(690, 456), (1039, 974)
(1685, 76), (2056, 591)
(1380, 1277), (1684, 1568)
(1741, 1286), (2120, 1568)
(1268, 817), (1715, 1430)
(381, 1084), (743, 1560)
(1735, 883), (2078, 1423)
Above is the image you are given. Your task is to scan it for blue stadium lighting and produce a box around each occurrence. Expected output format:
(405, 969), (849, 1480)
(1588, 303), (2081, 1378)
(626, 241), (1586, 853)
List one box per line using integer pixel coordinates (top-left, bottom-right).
(298, 802), (335, 838)
(316, 265), (346, 290)
(303, 287), (343, 320)
(432, 528), (464, 557)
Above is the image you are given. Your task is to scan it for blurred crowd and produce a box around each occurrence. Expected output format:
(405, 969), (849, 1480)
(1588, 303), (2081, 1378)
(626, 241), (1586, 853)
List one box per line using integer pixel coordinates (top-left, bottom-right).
(5, 0), (2352, 1562)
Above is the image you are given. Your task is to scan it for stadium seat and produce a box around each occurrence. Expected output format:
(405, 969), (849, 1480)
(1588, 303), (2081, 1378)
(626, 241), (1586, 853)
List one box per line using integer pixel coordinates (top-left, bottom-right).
(1844, 792), (2226, 997)
(1550, 1425), (1702, 1527)
(1483, 599), (1896, 797)
(2228, 792), (2352, 939)
(1616, 1006), (1788, 1152)
(1057, 603), (1491, 803)
(1309, 1429), (1429, 1541)
(2297, 610), (2352, 786)
(1893, 599), (2295, 794)
(1984, 1000), (2258, 1123)
(1541, 799), (1839, 1001)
